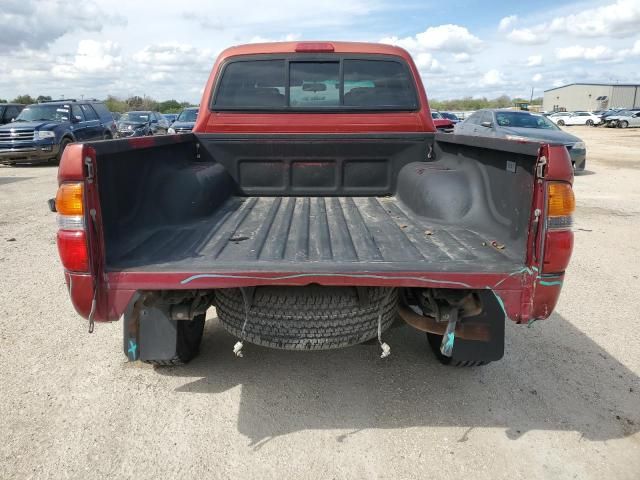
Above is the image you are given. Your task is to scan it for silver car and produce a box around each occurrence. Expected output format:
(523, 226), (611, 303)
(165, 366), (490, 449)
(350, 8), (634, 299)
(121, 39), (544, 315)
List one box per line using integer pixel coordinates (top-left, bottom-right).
(454, 109), (587, 171)
(606, 110), (640, 128)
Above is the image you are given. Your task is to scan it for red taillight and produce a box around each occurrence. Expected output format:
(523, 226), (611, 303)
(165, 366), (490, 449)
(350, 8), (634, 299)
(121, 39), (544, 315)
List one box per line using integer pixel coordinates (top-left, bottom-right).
(57, 230), (89, 272)
(295, 42), (335, 53)
(543, 230), (574, 273)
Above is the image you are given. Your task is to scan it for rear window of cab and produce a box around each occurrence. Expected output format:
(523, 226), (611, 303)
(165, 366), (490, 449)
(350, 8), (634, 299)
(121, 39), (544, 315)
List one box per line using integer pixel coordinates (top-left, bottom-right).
(212, 57), (418, 111)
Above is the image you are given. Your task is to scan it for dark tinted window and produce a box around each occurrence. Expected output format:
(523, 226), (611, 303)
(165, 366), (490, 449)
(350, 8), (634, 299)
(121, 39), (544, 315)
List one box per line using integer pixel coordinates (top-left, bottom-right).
(215, 60), (286, 108)
(343, 60), (415, 108)
(72, 105), (85, 121)
(290, 62), (339, 107)
(91, 103), (110, 121)
(213, 57), (417, 111)
(5, 106), (20, 121)
(80, 104), (99, 120)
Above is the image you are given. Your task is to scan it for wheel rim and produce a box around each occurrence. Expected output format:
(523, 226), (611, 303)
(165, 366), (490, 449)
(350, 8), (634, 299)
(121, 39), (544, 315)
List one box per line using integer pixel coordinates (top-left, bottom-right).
(558, 120), (564, 126)
(587, 120), (593, 126)
(621, 121), (628, 128)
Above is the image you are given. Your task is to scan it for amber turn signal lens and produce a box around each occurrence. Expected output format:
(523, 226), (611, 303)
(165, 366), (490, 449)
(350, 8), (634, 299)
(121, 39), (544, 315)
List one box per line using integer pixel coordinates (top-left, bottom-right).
(55, 182), (83, 216)
(547, 182), (575, 217)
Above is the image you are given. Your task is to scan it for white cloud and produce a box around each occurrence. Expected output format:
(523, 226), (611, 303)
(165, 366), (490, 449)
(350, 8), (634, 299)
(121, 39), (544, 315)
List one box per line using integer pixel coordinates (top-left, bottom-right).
(52, 40), (122, 79)
(0, 0), (124, 52)
(132, 44), (212, 73)
(414, 53), (444, 72)
(556, 45), (616, 61)
(481, 69), (505, 86)
(526, 55), (543, 67)
(532, 73), (543, 82)
(498, 15), (518, 32)
(381, 24), (483, 53)
(548, 0), (640, 38)
(453, 52), (471, 63)
(507, 28), (549, 45)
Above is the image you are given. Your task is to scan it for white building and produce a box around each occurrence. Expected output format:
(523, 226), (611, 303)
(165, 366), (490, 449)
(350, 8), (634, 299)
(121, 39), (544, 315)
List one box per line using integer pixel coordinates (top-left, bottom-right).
(543, 83), (640, 112)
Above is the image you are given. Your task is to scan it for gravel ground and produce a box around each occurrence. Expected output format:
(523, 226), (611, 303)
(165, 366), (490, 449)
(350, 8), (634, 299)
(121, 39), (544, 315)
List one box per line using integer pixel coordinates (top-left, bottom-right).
(1, 126), (639, 479)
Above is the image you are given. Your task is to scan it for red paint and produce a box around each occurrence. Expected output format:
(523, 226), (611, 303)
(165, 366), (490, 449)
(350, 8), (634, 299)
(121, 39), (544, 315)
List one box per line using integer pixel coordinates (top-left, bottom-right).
(57, 143), (85, 183)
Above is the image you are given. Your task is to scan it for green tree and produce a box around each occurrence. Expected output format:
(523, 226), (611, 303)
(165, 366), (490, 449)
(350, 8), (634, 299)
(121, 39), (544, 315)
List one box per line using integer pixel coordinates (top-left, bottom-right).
(158, 99), (182, 113)
(0, 99), (7, 103)
(36, 95), (52, 103)
(12, 94), (36, 105)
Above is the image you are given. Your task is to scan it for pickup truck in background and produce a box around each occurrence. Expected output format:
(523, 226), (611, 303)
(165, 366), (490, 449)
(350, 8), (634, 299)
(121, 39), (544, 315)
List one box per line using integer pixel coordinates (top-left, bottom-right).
(54, 42), (575, 367)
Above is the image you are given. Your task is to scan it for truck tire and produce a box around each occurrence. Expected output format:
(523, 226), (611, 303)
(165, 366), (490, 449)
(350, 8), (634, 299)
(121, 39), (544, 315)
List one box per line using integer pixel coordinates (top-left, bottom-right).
(55, 138), (72, 165)
(426, 332), (490, 367)
(215, 286), (398, 350)
(144, 314), (205, 366)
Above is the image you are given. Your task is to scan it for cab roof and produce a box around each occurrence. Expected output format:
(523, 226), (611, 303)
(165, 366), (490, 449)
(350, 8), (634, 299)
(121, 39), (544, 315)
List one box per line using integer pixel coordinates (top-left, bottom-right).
(217, 41), (412, 61)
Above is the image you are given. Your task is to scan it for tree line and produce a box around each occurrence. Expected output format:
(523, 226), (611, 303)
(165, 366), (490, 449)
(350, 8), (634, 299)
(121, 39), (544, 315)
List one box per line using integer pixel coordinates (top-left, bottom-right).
(0, 94), (196, 114)
(430, 95), (543, 112)
(2, 93), (541, 113)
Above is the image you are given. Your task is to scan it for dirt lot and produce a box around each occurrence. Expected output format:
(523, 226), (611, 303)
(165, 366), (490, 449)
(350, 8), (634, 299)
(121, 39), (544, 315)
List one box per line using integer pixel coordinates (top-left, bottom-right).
(1, 126), (639, 479)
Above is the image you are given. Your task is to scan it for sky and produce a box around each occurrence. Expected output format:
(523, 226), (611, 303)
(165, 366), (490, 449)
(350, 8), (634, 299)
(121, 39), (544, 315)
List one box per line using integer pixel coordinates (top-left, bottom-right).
(1, 0), (639, 103)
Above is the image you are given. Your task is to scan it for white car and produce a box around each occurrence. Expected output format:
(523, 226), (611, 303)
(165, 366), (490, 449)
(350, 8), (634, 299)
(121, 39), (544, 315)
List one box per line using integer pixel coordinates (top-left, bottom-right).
(551, 111), (601, 127)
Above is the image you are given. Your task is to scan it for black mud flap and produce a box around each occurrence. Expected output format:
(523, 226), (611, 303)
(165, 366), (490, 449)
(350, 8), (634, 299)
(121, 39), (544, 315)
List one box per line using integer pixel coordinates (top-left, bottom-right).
(429, 290), (505, 363)
(122, 295), (178, 362)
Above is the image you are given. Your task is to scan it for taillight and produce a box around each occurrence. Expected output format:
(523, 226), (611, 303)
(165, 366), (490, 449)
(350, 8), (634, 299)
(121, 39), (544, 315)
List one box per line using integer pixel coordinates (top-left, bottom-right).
(546, 182), (575, 229)
(55, 181), (89, 272)
(57, 230), (89, 272)
(543, 181), (575, 273)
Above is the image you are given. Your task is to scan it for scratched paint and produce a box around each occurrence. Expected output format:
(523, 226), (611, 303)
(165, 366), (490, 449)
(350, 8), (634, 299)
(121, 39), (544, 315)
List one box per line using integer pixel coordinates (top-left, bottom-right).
(180, 272), (473, 288)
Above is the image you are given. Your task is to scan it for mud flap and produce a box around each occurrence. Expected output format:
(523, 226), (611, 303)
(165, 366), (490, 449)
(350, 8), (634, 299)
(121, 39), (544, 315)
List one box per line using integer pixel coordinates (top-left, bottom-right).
(440, 291), (505, 363)
(122, 296), (178, 362)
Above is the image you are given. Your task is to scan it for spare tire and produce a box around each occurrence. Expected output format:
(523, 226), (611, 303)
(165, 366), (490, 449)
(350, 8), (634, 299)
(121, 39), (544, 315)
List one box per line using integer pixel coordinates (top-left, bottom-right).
(215, 286), (397, 350)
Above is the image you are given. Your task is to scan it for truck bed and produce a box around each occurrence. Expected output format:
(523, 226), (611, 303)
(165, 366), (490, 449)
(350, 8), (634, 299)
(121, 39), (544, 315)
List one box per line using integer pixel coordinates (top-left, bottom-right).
(94, 133), (537, 275)
(108, 195), (521, 273)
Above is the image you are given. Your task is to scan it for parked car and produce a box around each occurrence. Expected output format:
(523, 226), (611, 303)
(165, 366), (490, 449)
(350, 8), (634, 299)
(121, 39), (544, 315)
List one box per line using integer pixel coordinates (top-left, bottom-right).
(431, 111), (455, 132)
(163, 113), (178, 124)
(605, 110), (640, 128)
(440, 111), (460, 123)
(168, 107), (198, 134)
(0, 103), (25, 125)
(0, 100), (115, 165)
(53, 41), (575, 368)
(116, 111), (169, 137)
(550, 111), (601, 126)
(111, 112), (121, 122)
(455, 109), (586, 171)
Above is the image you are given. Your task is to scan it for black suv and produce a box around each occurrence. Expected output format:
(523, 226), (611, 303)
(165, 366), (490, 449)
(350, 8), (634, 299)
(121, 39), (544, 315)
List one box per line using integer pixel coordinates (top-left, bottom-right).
(0, 104), (25, 125)
(0, 100), (116, 165)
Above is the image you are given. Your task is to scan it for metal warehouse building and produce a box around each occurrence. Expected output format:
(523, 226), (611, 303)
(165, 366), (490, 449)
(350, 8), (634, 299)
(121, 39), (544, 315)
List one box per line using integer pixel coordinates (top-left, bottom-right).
(543, 83), (640, 112)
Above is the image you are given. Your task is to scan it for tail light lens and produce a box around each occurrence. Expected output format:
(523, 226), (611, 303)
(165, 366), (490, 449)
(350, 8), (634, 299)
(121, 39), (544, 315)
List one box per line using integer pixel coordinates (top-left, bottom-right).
(55, 182), (84, 215)
(546, 182), (575, 229)
(543, 181), (575, 273)
(55, 181), (89, 272)
(57, 230), (89, 272)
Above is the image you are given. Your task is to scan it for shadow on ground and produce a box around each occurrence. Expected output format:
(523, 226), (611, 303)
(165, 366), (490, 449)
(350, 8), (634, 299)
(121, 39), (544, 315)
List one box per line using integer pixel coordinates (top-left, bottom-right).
(157, 312), (639, 447)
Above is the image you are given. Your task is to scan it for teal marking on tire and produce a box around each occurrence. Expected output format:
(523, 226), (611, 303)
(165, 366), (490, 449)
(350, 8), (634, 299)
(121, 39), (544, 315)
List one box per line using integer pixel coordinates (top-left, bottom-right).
(127, 340), (138, 360)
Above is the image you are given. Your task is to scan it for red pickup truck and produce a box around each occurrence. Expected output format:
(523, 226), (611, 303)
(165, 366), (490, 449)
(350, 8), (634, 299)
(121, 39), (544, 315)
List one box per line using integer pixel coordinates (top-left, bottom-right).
(54, 42), (574, 367)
